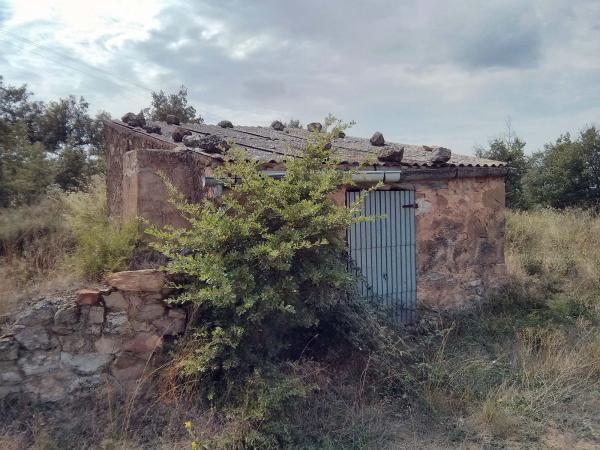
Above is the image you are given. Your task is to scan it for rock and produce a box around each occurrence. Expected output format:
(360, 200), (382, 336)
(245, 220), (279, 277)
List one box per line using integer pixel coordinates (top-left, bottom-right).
(121, 111), (146, 128)
(121, 112), (137, 125)
(59, 335), (91, 353)
(15, 297), (61, 326)
(94, 336), (122, 354)
(18, 350), (60, 376)
(123, 333), (162, 354)
(54, 305), (80, 326)
(166, 114), (180, 125)
(153, 316), (185, 335)
(218, 120), (233, 128)
(111, 353), (147, 383)
(370, 131), (385, 146)
(103, 292), (128, 312)
(0, 361), (22, 384)
(377, 146), (405, 163)
(143, 125), (162, 134)
(270, 120), (285, 131)
(66, 373), (102, 396)
(24, 369), (72, 402)
(307, 122), (323, 133)
(130, 320), (153, 332)
(334, 130), (346, 138)
(61, 352), (113, 375)
(76, 288), (101, 306)
(430, 146), (451, 164)
(134, 303), (165, 321)
(88, 306), (105, 325)
(106, 270), (166, 292)
(14, 326), (52, 351)
(183, 134), (230, 154)
(0, 384), (21, 399)
(172, 128), (192, 143)
(0, 337), (18, 361)
(104, 312), (131, 334)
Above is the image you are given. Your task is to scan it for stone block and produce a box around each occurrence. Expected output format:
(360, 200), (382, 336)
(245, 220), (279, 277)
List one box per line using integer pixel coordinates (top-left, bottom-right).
(14, 326), (52, 351)
(104, 312), (132, 334)
(94, 336), (122, 354)
(0, 336), (18, 361)
(61, 352), (113, 375)
(18, 350), (60, 376)
(54, 305), (80, 325)
(130, 320), (153, 332)
(88, 306), (105, 325)
(59, 334), (91, 353)
(24, 369), (74, 402)
(133, 303), (165, 321)
(15, 297), (61, 326)
(103, 291), (128, 311)
(0, 361), (22, 384)
(76, 289), (101, 306)
(0, 384), (21, 399)
(105, 269), (165, 292)
(153, 316), (186, 335)
(123, 333), (162, 354)
(112, 353), (147, 383)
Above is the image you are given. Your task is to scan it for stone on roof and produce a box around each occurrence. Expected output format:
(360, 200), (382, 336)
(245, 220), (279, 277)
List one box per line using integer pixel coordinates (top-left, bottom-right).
(108, 119), (507, 169)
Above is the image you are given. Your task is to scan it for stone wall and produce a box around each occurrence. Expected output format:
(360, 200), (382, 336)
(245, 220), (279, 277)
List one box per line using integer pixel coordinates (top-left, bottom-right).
(122, 148), (211, 228)
(414, 176), (506, 309)
(0, 270), (187, 402)
(105, 122), (177, 220)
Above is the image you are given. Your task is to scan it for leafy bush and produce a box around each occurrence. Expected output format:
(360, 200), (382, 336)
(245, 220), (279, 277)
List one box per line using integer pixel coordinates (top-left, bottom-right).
(148, 119), (370, 410)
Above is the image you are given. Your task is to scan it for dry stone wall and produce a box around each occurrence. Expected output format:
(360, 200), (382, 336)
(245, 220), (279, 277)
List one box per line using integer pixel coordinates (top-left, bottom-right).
(0, 270), (187, 403)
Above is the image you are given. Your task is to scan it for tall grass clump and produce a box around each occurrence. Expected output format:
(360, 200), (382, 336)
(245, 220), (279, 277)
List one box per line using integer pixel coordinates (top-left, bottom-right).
(63, 177), (140, 280)
(0, 176), (140, 312)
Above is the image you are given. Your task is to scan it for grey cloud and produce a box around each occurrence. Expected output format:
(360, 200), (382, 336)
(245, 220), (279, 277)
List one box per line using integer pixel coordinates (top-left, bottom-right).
(452, 5), (542, 69)
(243, 79), (286, 99)
(2, 0), (600, 154)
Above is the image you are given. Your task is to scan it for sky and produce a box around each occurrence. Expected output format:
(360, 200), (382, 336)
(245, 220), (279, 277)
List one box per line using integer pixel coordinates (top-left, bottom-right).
(1, 0), (599, 155)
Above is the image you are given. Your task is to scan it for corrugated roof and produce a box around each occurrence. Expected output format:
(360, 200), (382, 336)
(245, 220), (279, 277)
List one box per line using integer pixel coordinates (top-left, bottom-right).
(110, 119), (507, 168)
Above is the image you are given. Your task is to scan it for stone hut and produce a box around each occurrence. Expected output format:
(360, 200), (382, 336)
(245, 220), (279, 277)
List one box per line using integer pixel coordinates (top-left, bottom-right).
(104, 116), (508, 319)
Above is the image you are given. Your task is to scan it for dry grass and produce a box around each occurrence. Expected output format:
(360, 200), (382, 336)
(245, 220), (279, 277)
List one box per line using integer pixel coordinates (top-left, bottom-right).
(0, 177), (141, 316)
(2, 208), (600, 449)
(415, 209), (600, 447)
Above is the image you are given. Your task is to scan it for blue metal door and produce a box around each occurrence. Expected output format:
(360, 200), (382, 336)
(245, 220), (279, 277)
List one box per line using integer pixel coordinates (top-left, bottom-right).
(346, 190), (417, 323)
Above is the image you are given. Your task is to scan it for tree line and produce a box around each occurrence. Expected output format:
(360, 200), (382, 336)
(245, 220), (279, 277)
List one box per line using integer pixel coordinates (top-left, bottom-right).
(476, 123), (600, 210)
(1, 74), (599, 210)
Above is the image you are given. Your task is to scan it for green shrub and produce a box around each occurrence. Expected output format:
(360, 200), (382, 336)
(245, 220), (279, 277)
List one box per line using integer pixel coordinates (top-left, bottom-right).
(147, 118), (371, 411)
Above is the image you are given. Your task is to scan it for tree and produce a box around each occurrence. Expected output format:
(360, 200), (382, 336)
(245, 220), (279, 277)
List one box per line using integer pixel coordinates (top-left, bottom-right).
(523, 126), (600, 209)
(145, 85), (202, 123)
(0, 75), (107, 205)
(35, 95), (97, 151)
(0, 123), (55, 206)
(475, 122), (529, 208)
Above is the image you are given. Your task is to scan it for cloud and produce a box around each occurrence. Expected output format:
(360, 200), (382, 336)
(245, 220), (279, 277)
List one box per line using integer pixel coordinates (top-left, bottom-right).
(1, 0), (599, 153)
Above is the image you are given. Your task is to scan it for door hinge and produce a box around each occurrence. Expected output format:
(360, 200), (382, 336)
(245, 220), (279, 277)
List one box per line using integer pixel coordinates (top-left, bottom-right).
(402, 203), (418, 208)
